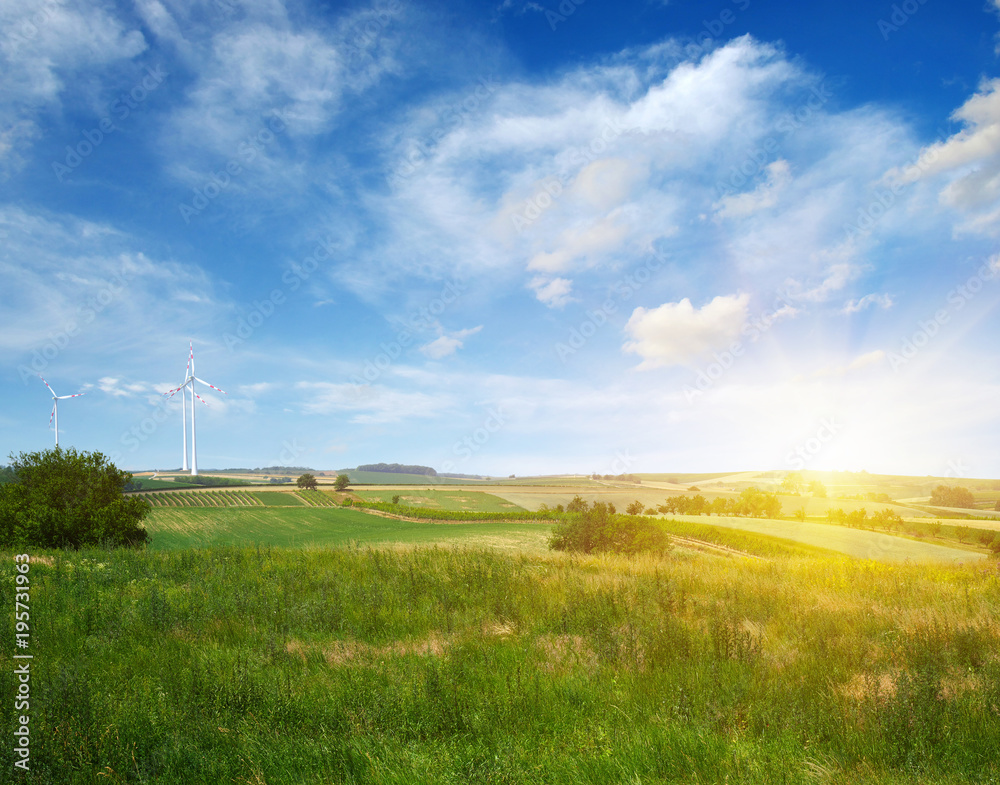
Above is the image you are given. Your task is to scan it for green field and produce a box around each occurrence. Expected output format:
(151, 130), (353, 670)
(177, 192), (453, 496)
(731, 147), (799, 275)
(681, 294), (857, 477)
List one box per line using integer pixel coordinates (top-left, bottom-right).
(357, 488), (527, 512)
(144, 506), (552, 552)
(9, 473), (1000, 784)
(667, 515), (985, 563)
(6, 543), (1000, 784)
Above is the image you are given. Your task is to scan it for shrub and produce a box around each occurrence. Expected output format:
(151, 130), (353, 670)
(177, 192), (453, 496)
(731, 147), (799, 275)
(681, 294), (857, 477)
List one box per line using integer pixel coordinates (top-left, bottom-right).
(549, 501), (670, 556)
(0, 447), (150, 548)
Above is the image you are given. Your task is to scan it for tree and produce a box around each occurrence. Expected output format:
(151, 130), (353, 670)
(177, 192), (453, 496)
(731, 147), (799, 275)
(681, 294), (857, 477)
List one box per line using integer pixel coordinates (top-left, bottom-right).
(334, 473), (350, 491)
(549, 501), (670, 556)
(808, 480), (827, 498)
(625, 500), (645, 516)
(296, 473), (318, 491)
(565, 495), (588, 513)
(930, 485), (975, 508)
(0, 447), (150, 549)
(781, 472), (804, 494)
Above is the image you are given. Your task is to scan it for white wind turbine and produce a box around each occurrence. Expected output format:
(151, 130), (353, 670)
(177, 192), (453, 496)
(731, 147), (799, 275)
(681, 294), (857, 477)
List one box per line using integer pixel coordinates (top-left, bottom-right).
(38, 375), (85, 447)
(163, 342), (226, 476)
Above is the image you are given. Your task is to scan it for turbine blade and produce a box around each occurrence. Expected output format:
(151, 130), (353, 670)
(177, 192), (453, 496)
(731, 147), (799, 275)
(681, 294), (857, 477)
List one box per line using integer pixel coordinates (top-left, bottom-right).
(49, 403), (56, 428)
(192, 390), (210, 406)
(193, 377), (227, 395)
(58, 393), (85, 399)
(37, 374), (56, 396)
(163, 381), (189, 399)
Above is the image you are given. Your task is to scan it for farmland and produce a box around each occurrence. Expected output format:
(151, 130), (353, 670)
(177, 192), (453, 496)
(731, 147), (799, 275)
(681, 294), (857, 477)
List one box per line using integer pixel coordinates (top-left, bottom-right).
(5, 541), (1000, 784)
(5, 475), (1000, 783)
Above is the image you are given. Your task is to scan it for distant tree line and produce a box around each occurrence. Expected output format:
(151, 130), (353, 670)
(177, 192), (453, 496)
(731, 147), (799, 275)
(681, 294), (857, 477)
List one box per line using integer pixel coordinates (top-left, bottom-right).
(826, 507), (903, 529)
(357, 463), (437, 476)
(0, 466), (16, 484)
(658, 487), (782, 519)
(221, 466), (315, 474)
(929, 485), (976, 509)
(590, 473), (642, 483)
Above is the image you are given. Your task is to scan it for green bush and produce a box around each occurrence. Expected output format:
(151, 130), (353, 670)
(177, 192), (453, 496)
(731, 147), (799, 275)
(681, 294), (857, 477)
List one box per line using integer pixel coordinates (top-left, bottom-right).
(0, 447), (150, 548)
(549, 501), (671, 556)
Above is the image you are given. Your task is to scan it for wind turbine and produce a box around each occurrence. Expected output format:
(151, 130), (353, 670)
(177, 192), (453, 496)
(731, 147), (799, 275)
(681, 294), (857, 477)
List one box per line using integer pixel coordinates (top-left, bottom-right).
(38, 375), (85, 447)
(164, 347), (192, 471)
(163, 342), (226, 476)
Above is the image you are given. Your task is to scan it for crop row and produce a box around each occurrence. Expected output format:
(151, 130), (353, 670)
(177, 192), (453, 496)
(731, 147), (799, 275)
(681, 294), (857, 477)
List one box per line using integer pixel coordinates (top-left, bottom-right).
(295, 491), (340, 507)
(348, 499), (561, 521)
(144, 490), (264, 508)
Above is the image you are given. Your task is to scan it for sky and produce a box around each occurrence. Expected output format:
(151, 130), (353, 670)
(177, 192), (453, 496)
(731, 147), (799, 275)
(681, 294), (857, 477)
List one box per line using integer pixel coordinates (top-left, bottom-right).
(2, 0), (999, 478)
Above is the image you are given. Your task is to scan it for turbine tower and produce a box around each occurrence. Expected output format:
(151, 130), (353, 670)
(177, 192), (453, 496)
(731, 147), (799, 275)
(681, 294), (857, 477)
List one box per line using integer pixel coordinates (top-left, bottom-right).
(163, 342), (226, 476)
(164, 346), (192, 470)
(38, 375), (85, 447)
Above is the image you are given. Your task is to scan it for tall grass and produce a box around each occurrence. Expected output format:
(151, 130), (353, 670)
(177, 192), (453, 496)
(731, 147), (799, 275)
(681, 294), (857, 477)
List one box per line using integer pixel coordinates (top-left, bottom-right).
(2, 546), (999, 783)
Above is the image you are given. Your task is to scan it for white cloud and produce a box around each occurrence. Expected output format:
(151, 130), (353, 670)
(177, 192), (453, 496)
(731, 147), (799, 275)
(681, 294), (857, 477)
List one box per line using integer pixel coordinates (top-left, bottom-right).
(0, 205), (221, 360)
(568, 158), (648, 210)
(842, 293), (894, 314)
(713, 159), (791, 219)
(296, 381), (451, 424)
(623, 293), (750, 369)
(527, 215), (631, 273)
(0, 0), (146, 170)
(887, 79), (1000, 235)
(529, 276), (574, 308)
(353, 35), (813, 300)
(782, 240), (864, 303)
(419, 326), (483, 359)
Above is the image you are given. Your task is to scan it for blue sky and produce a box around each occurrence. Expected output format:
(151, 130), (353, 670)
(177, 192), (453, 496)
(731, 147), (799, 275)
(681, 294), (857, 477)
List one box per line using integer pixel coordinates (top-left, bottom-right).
(2, 0), (999, 477)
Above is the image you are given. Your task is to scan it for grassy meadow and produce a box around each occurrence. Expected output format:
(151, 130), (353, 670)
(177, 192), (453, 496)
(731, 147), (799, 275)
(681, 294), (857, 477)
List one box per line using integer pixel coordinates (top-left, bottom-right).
(4, 479), (1000, 783)
(4, 544), (1000, 784)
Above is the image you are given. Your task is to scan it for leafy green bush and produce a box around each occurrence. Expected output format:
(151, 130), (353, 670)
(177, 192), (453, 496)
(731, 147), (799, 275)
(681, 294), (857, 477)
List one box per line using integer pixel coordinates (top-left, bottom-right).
(0, 447), (150, 548)
(549, 501), (671, 556)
